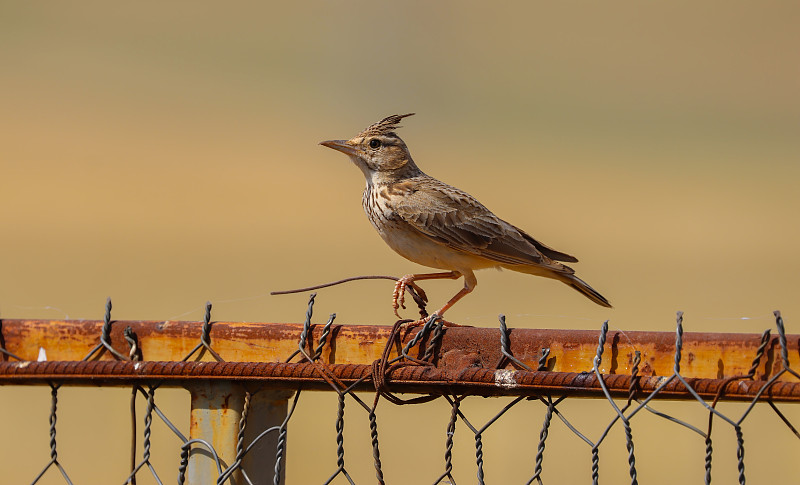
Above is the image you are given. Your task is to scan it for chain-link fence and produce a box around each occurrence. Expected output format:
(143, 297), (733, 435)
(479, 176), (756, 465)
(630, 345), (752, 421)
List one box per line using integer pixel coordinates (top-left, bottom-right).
(0, 295), (798, 484)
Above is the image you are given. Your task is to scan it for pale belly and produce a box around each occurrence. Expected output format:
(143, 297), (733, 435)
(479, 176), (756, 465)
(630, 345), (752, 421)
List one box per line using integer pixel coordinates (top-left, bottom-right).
(375, 221), (497, 272)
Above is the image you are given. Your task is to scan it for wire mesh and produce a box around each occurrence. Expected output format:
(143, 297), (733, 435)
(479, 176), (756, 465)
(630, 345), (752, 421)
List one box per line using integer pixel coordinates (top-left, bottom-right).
(0, 296), (798, 484)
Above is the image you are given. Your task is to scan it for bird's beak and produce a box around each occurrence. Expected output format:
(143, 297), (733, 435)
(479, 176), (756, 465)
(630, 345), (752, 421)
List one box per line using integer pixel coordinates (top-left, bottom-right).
(320, 139), (363, 158)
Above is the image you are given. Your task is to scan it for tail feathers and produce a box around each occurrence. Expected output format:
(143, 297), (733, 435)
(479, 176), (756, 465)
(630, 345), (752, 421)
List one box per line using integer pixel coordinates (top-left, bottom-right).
(503, 263), (613, 308)
(561, 274), (612, 308)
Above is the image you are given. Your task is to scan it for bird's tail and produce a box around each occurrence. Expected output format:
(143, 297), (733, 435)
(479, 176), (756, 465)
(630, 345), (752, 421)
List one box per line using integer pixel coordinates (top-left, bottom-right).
(504, 263), (613, 308)
(557, 273), (612, 308)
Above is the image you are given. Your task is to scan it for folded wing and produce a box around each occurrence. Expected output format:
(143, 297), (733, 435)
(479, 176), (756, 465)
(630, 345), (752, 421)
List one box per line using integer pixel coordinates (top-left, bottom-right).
(394, 178), (576, 273)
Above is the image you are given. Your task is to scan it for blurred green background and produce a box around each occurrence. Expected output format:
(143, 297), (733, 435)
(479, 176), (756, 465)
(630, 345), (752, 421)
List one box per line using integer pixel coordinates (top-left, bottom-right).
(1, 2), (798, 483)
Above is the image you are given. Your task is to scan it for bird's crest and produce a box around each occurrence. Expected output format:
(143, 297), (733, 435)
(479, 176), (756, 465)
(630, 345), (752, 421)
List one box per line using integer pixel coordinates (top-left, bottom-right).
(357, 113), (415, 138)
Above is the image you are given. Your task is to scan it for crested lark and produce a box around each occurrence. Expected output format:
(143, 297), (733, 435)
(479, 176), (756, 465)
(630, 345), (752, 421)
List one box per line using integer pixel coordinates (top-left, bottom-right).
(321, 113), (611, 318)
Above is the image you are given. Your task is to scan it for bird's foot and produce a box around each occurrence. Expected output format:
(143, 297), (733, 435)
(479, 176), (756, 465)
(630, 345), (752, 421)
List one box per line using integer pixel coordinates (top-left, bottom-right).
(401, 315), (466, 331)
(392, 279), (407, 318)
(392, 275), (428, 318)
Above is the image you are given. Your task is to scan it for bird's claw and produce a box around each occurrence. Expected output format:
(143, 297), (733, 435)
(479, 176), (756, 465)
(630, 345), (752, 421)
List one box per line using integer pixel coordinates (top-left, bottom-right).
(393, 274), (428, 318)
(400, 316), (466, 334)
(392, 278), (407, 318)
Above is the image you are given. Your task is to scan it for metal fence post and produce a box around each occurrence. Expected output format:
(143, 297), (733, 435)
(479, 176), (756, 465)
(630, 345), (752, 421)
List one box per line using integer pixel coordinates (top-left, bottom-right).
(186, 382), (290, 485)
(242, 390), (293, 485)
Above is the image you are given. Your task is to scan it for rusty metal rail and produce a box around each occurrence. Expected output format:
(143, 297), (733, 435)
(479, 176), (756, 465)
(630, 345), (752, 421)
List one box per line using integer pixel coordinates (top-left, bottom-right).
(1, 360), (799, 401)
(1, 318), (797, 383)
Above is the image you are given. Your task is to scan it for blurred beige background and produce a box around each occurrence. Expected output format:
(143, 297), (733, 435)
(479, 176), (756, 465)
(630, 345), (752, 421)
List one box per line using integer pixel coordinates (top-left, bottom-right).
(1, 2), (799, 483)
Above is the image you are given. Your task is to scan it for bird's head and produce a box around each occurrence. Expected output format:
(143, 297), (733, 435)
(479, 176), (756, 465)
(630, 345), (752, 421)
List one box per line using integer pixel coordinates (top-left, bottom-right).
(320, 113), (420, 183)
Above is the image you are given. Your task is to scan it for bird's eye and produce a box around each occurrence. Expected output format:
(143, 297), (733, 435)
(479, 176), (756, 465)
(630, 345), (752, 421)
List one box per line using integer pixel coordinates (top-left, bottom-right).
(369, 139), (381, 149)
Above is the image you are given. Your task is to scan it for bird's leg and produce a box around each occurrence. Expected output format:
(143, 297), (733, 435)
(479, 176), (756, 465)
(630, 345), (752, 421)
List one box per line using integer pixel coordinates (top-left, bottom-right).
(401, 281), (474, 331)
(433, 287), (473, 317)
(401, 284), (475, 332)
(393, 271), (460, 318)
(430, 270), (477, 324)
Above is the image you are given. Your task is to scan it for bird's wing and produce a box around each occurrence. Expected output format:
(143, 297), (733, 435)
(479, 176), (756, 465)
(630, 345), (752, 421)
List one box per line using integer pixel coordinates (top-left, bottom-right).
(393, 178), (575, 273)
(512, 225), (579, 263)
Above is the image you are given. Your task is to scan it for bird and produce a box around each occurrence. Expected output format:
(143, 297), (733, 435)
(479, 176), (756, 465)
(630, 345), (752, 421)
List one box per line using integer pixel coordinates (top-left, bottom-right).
(320, 113), (611, 319)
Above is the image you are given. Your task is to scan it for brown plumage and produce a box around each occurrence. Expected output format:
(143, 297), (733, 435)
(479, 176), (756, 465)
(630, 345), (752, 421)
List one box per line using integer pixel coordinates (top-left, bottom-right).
(321, 114), (611, 318)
